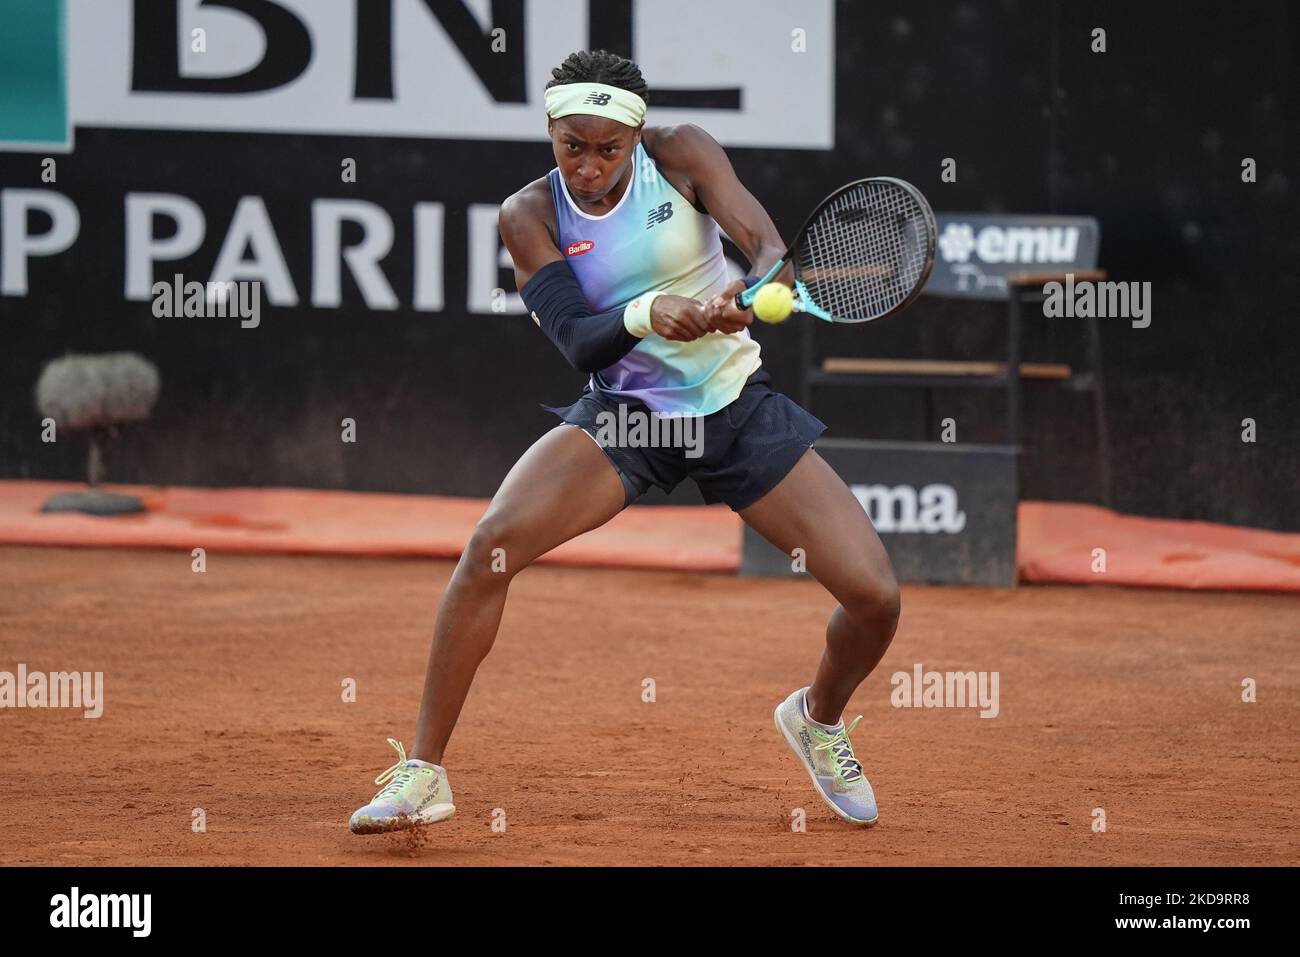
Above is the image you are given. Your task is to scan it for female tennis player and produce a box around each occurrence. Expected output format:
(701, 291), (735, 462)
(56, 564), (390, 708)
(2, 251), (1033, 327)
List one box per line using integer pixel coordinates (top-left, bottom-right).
(350, 50), (900, 831)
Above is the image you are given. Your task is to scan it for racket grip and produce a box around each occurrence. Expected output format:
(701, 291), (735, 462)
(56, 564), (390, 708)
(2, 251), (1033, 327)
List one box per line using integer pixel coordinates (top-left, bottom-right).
(734, 274), (761, 310)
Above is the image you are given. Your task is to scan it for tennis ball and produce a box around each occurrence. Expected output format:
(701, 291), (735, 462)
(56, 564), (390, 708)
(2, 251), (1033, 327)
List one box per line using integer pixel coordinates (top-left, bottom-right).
(753, 282), (793, 323)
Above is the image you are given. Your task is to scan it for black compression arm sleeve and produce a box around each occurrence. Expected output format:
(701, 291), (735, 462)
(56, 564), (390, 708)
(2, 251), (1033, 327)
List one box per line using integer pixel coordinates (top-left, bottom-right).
(519, 259), (642, 374)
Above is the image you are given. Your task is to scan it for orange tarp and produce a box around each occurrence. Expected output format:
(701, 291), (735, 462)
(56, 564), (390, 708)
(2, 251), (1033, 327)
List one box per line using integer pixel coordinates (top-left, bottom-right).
(1017, 501), (1300, 592)
(1, 481), (1298, 592)
(0, 482), (738, 572)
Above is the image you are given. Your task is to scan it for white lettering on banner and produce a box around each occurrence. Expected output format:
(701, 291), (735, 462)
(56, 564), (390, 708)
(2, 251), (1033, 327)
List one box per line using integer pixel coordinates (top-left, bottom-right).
(68, 0), (834, 149)
(210, 197), (299, 306)
(413, 202), (446, 312)
(124, 193), (206, 299)
(850, 483), (967, 534)
(0, 190), (80, 296)
(469, 204), (523, 315)
(939, 223), (1081, 265)
(311, 200), (399, 310)
(5, 191), (751, 316)
(1, 187), (456, 312)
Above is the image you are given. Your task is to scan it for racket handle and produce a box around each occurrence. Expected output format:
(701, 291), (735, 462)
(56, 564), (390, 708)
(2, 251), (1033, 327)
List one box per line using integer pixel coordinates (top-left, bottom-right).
(734, 274), (762, 310)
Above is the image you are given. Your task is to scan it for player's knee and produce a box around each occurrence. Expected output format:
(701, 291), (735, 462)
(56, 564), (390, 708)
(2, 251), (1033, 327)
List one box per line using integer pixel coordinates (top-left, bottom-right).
(459, 515), (530, 584)
(842, 572), (901, 629)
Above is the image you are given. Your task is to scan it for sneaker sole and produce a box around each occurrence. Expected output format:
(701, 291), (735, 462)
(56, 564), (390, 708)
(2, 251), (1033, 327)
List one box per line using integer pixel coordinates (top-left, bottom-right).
(773, 702), (878, 826)
(350, 803), (456, 835)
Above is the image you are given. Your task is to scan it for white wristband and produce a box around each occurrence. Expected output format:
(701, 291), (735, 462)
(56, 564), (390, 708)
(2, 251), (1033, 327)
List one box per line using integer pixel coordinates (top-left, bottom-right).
(623, 291), (664, 338)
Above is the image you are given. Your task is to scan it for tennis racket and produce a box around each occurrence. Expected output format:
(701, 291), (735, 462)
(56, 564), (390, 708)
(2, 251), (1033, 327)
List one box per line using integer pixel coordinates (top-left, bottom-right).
(735, 177), (936, 323)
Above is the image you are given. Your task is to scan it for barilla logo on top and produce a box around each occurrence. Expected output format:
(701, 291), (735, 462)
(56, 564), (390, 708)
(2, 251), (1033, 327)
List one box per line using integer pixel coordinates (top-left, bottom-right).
(566, 239), (596, 257)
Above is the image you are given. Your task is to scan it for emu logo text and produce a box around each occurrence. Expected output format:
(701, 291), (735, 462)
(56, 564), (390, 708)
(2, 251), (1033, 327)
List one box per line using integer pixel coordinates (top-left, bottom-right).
(938, 223), (1080, 265)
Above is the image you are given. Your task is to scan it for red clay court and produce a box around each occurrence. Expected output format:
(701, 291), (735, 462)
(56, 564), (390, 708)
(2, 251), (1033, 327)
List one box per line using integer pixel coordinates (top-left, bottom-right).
(1, 482), (1296, 866)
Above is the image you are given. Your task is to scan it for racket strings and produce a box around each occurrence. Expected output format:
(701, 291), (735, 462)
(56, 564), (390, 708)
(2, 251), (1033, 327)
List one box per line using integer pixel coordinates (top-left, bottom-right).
(796, 182), (931, 321)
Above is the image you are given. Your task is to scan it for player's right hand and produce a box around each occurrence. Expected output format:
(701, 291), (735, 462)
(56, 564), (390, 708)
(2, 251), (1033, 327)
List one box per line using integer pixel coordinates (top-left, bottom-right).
(702, 278), (754, 334)
(650, 295), (714, 341)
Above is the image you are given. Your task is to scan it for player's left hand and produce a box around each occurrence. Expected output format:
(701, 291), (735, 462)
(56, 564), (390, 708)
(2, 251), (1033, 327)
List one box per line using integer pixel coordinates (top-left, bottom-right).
(703, 279), (753, 334)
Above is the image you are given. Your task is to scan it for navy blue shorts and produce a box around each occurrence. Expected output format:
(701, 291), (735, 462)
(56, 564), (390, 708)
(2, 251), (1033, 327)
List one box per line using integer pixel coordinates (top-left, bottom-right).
(541, 368), (827, 511)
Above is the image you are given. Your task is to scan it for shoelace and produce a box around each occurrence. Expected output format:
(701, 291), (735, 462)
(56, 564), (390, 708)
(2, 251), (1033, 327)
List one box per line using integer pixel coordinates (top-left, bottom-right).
(811, 715), (865, 785)
(372, 737), (418, 799)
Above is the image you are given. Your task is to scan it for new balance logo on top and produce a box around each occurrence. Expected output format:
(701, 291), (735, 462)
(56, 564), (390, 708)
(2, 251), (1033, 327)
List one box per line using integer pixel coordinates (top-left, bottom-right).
(645, 202), (673, 229)
(583, 92), (612, 105)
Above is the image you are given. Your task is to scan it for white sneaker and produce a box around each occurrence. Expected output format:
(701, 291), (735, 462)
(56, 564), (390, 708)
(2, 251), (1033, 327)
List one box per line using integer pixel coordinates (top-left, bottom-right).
(349, 738), (456, 834)
(774, 687), (878, 825)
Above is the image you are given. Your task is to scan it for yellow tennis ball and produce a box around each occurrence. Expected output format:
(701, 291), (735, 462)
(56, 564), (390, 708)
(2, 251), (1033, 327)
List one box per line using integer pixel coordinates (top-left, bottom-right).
(753, 282), (793, 323)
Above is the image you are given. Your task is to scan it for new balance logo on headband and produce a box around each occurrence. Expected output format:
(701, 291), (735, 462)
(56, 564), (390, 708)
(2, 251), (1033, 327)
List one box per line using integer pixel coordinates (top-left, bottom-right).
(645, 202), (673, 229)
(583, 92), (612, 105)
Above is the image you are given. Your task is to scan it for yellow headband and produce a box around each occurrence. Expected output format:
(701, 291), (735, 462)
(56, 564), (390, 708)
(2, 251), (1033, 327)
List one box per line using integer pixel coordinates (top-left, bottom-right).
(544, 81), (646, 128)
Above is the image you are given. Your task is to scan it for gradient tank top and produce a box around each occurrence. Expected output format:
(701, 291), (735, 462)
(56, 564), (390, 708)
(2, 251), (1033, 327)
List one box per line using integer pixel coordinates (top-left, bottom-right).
(547, 140), (762, 416)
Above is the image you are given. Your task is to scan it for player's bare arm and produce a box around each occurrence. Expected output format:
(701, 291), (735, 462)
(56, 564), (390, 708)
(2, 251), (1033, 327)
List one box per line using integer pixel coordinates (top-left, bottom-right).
(649, 123), (794, 332)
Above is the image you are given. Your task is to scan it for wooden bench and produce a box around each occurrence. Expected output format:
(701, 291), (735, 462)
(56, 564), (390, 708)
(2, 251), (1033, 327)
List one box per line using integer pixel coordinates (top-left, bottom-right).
(800, 269), (1112, 505)
(821, 358), (1073, 379)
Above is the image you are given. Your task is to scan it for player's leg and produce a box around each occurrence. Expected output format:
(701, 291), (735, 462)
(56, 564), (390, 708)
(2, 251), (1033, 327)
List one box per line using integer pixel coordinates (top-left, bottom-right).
(350, 424), (627, 832)
(408, 424), (627, 764)
(740, 447), (898, 825)
(739, 448), (900, 722)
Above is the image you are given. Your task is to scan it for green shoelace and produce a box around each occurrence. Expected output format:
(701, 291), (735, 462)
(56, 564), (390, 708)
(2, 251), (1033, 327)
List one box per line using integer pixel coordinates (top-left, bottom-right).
(371, 737), (417, 800)
(810, 715), (865, 786)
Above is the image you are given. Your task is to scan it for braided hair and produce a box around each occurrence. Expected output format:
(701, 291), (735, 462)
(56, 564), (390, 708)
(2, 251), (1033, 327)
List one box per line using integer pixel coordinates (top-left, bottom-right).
(545, 49), (649, 106)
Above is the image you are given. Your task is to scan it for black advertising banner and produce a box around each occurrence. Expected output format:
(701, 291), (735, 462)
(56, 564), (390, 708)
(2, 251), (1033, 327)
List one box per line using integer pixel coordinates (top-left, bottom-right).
(0, 0), (835, 497)
(926, 214), (1101, 300)
(742, 438), (1019, 585)
(2, 0), (1296, 529)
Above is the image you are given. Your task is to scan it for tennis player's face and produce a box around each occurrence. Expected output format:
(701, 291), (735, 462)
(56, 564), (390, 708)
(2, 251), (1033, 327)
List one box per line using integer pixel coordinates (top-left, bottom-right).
(549, 115), (640, 206)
